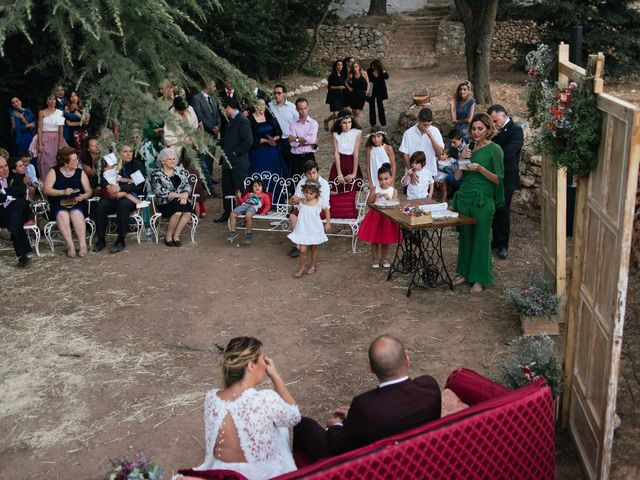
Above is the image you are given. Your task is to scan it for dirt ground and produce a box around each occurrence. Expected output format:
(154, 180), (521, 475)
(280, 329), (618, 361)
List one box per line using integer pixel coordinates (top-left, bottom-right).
(1, 59), (638, 479)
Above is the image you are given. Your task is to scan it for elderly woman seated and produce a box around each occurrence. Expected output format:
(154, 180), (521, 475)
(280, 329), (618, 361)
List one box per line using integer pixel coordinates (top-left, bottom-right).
(43, 146), (92, 257)
(175, 337), (300, 480)
(151, 147), (193, 247)
(93, 144), (146, 254)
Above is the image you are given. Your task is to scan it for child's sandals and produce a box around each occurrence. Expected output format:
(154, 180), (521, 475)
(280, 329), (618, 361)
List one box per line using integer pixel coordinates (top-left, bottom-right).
(307, 266), (317, 275)
(382, 260), (391, 268)
(371, 262), (380, 269)
(294, 268), (306, 278)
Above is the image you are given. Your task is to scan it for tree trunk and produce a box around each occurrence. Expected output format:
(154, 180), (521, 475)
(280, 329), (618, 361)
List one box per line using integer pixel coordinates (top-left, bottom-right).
(298, 0), (333, 70)
(368, 0), (387, 16)
(453, 0), (499, 105)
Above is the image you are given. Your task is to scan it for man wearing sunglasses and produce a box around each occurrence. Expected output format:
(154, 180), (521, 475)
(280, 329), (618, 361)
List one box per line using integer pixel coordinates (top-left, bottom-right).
(268, 84), (298, 170)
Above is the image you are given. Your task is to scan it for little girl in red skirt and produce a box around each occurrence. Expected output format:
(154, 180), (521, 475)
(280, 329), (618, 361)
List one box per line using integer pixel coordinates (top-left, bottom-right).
(357, 163), (400, 268)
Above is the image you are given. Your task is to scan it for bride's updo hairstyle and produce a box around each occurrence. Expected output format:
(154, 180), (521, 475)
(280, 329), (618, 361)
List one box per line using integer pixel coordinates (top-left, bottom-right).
(222, 337), (263, 388)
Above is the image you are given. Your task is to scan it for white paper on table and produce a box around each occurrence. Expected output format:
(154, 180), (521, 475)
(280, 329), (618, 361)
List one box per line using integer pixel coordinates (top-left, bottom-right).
(103, 153), (118, 166)
(103, 169), (118, 185)
(432, 210), (459, 219)
(419, 202), (448, 213)
(130, 170), (145, 186)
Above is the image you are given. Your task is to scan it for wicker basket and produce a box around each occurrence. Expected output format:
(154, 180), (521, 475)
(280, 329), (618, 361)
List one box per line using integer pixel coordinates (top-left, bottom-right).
(412, 87), (430, 106)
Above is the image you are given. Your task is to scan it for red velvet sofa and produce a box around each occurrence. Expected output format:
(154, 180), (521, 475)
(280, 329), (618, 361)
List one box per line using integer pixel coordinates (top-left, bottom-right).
(181, 368), (556, 480)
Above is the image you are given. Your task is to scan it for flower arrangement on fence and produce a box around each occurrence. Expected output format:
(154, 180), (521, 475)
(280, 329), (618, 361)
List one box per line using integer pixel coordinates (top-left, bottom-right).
(500, 333), (563, 399)
(526, 44), (602, 177)
(505, 276), (560, 317)
(102, 454), (164, 480)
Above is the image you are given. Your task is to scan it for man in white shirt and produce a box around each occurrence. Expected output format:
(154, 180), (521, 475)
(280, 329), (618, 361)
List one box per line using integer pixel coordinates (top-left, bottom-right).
(269, 84), (299, 170)
(399, 108), (444, 197)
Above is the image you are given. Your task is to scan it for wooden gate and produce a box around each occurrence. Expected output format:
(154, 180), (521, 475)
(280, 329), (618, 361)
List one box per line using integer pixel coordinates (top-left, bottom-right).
(555, 47), (640, 479)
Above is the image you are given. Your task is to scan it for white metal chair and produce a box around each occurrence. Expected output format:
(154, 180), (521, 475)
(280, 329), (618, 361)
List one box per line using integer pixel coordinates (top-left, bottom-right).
(326, 178), (369, 253)
(95, 194), (151, 244)
(0, 218), (41, 257)
(43, 199), (96, 252)
(149, 173), (199, 243)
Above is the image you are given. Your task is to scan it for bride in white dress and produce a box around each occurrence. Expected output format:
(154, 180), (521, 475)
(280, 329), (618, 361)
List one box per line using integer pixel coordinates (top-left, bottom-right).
(177, 337), (301, 480)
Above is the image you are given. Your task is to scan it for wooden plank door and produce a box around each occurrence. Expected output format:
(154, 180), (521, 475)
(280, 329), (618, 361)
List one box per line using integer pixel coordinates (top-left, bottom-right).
(540, 154), (567, 296)
(565, 91), (640, 479)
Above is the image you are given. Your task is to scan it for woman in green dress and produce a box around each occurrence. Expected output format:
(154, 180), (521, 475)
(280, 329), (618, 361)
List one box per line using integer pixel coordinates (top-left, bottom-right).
(451, 113), (504, 295)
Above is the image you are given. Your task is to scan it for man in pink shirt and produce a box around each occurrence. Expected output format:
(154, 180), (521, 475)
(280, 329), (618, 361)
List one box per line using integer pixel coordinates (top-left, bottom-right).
(287, 97), (319, 176)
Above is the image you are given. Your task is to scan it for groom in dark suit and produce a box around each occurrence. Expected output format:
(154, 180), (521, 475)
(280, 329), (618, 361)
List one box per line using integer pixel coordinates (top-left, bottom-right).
(293, 334), (441, 459)
(488, 104), (524, 260)
(215, 97), (253, 223)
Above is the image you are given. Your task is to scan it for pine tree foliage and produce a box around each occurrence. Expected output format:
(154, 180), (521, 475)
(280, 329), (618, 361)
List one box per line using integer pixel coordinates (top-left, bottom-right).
(0, 0), (254, 140)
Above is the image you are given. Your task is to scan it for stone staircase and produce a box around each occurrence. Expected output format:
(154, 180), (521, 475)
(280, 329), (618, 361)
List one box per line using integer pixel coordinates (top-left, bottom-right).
(384, 2), (450, 69)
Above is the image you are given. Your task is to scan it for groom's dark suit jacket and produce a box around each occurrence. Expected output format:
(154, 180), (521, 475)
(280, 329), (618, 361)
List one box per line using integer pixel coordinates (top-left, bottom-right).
(327, 375), (441, 454)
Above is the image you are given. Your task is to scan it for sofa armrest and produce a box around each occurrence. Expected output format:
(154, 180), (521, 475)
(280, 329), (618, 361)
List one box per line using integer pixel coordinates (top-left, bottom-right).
(444, 368), (510, 406)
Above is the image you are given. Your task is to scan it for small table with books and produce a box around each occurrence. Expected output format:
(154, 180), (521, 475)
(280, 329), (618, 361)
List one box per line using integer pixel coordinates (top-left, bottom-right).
(370, 198), (475, 297)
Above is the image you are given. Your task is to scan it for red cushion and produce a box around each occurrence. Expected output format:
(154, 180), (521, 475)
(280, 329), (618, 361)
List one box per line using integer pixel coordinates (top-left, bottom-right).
(329, 191), (357, 219)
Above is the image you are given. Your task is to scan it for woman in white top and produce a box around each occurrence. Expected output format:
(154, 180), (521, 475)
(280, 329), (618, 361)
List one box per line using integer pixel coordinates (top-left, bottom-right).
(177, 336), (300, 480)
(164, 95), (201, 160)
(34, 94), (67, 180)
(329, 109), (363, 187)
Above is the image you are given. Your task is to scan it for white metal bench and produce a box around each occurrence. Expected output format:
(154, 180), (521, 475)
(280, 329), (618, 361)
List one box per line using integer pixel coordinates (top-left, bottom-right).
(227, 171), (293, 232)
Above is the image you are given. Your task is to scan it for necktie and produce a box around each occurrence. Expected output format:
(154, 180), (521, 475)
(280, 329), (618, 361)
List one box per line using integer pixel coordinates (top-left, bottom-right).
(208, 96), (214, 113)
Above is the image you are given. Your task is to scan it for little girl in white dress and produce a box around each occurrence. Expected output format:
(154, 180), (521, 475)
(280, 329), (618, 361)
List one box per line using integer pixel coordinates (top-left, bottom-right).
(287, 182), (328, 278)
(365, 128), (396, 189)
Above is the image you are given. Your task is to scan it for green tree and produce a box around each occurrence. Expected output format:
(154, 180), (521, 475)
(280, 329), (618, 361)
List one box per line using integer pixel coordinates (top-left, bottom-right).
(530, 0), (640, 77)
(0, 0), (253, 137)
(199, 0), (336, 80)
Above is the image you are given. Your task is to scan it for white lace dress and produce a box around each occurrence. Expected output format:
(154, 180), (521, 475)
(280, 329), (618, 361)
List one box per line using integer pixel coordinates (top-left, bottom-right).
(287, 202), (328, 246)
(194, 388), (301, 480)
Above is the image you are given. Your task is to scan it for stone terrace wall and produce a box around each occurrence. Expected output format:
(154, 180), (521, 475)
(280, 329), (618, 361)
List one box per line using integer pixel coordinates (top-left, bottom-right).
(436, 19), (541, 61)
(311, 23), (392, 65)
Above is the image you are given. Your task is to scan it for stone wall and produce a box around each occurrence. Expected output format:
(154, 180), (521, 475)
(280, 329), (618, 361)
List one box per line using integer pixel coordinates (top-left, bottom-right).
(311, 23), (390, 66)
(436, 19), (542, 61)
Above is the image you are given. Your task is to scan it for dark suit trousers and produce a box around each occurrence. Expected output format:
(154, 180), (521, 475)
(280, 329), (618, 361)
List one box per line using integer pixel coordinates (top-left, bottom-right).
(368, 96), (386, 127)
(95, 197), (136, 242)
(221, 167), (248, 214)
(293, 417), (332, 460)
(0, 199), (32, 257)
(492, 185), (514, 250)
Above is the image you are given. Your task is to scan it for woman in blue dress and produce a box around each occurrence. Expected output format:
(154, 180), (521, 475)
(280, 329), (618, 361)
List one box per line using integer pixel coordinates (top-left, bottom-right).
(9, 97), (37, 157)
(447, 81), (476, 140)
(248, 98), (290, 179)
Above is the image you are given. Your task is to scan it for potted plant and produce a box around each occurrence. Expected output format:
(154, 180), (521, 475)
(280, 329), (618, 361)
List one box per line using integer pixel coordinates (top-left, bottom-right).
(505, 276), (561, 336)
(499, 333), (563, 403)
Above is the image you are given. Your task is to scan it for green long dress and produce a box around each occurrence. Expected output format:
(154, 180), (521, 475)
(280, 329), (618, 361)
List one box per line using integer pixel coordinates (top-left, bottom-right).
(451, 142), (505, 285)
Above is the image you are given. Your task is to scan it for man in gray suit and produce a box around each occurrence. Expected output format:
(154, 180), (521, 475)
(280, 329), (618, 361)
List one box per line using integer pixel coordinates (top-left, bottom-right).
(191, 79), (221, 196)
(215, 97), (253, 223)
